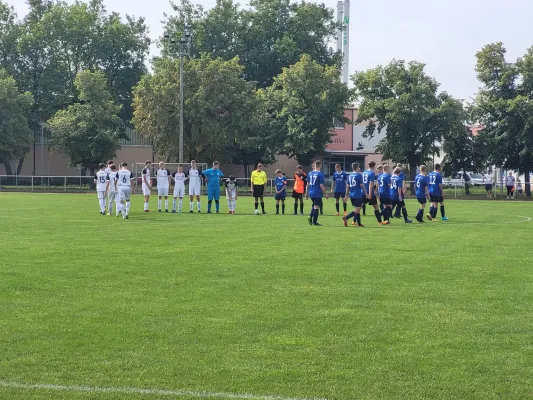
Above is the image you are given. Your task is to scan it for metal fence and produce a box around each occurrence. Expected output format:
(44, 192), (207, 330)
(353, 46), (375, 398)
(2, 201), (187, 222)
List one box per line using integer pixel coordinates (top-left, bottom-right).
(0, 176), (531, 199)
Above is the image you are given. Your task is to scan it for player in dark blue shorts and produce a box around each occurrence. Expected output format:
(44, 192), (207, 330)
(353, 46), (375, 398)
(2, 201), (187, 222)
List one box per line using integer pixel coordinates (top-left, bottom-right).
(391, 167), (412, 223)
(414, 165), (430, 223)
(378, 165), (392, 225)
(274, 169), (287, 214)
(428, 163), (448, 221)
(362, 161), (382, 224)
(393, 163), (406, 218)
(306, 161), (328, 226)
(331, 164), (348, 216)
(342, 162), (368, 227)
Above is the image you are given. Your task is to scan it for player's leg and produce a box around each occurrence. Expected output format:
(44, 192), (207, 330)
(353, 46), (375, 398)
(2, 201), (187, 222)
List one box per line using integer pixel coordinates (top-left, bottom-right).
(227, 195), (232, 213)
(196, 194), (201, 212)
(281, 198), (285, 214)
(299, 197), (304, 215)
(178, 190), (183, 212)
(335, 195), (340, 215)
(371, 197), (382, 223)
(260, 195), (265, 214)
(254, 194), (259, 212)
(189, 193), (194, 212)
(293, 192), (298, 215)
(343, 199), (356, 226)
(172, 195), (177, 212)
(439, 198), (447, 220)
(214, 189), (220, 213)
(125, 190), (131, 218)
(207, 187), (213, 213)
(276, 198), (280, 214)
(312, 199), (322, 225)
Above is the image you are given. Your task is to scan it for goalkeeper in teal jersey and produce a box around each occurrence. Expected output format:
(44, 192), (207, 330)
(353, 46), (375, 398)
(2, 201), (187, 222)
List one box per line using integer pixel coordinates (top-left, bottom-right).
(201, 161), (224, 213)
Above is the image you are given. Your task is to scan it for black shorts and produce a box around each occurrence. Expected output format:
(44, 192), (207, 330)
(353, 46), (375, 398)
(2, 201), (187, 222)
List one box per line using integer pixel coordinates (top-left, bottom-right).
(334, 192), (345, 200)
(363, 196), (378, 206)
(253, 185), (265, 198)
(292, 191), (304, 199)
(430, 195), (444, 203)
(393, 200), (405, 208)
(417, 197), (427, 205)
(311, 197), (323, 207)
(485, 184), (493, 191)
(350, 198), (363, 208)
(275, 193), (286, 201)
(379, 196), (392, 205)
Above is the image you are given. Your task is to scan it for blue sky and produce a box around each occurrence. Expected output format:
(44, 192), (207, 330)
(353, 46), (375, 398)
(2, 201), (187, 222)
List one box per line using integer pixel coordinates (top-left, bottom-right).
(9, 0), (533, 100)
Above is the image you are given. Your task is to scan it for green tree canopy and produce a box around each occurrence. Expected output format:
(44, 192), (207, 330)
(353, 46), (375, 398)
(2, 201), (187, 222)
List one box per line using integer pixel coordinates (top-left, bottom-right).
(353, 60), (465, 189)
(0, 68), (33, 174)
(263, 54), (352, 164)
(47, 70), (125, 173)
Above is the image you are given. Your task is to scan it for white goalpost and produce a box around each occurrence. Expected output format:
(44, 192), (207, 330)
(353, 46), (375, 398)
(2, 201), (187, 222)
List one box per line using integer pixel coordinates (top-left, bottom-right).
(132, 162), (208, 194)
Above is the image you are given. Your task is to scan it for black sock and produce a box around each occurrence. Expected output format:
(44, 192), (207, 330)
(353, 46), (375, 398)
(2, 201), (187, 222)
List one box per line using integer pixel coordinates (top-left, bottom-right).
(343, 202), (347, 212)
(380, 203), (384, 212)
(320, 203), (323, 215)
(282, 204), (285, 214)
(261, 201), (265, 213)
(417, 209), (423, 220)
(336, 203), (339, 212)
(402, 207), (408, 221)
(300, 203), (304, 214)
(432, 207), (438, 219)
(254, 201), (258, 210)
(374, 209), (382, 223)
(385, 208), (390, 221)
(356, 213), (361, 225)
(362, 203), (366, 215)
(294, 203), (298, 214)
(276, 204), (279, 213)
(312, 208), (319, 224)
(346, 211), (355, 220)
(440, 205), (445, 217)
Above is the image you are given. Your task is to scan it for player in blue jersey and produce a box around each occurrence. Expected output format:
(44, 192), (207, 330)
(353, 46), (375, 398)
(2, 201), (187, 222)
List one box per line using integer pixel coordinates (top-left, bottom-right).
(427, 163), (448, 221)
(376, 164), (384, 213)
(330, 164), (348, 216)
(391, 167), (412, 223)
(274, 169), (287, 214)
(342, 162), (368, 227)
(306, 160), (328, 226)
(392, 163), (406, 218)
(201, 161), (224, 213)
(362, 161), (382, 224)
(378, 164), (392, 225)
(414, 165), (430, 223)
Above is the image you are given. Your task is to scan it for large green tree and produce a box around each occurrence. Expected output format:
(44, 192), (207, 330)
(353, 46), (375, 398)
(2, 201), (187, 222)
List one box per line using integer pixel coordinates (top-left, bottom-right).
(133, 54), (267, 165)
(0, 1), (20, 77)
(47, 70), (125, 174)
(263, 54), (352, 164)
(473, 43), (533, 197)
(441, 125), (488, 178)
(162, 0), (341, 88)
(353, 60), (465, 191)
(0, 68), (33, 175)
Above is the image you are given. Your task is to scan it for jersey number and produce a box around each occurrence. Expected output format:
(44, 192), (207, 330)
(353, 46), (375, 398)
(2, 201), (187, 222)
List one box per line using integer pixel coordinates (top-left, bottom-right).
(122, 176), (127, 183)
(99, 177), (106, 184)
(349, 176), (357, 187)
(363, 174), (368, 184)
(392, 181), (397, 189)
(416, 180), (420, 188)
(429, 176), (436, 185)
(309, 175), (317, 185)
(379, 178), (384, 187)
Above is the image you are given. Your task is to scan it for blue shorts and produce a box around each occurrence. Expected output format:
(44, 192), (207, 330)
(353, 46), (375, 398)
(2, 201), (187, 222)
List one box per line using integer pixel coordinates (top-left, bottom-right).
(207, 186), (220, 201)
(350, 198), (363, 207)
(417, 197), (427, 204)
(430, 195), (443, 203)
(334, 192), (346, 200)
(311, 197), (323, 207)
(379, 195), (392, 205)
(275, 193), (286, 201)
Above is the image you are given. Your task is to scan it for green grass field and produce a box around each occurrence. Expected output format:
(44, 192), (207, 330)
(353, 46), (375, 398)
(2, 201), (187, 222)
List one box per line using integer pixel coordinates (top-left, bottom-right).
(0, 193), (532, 400)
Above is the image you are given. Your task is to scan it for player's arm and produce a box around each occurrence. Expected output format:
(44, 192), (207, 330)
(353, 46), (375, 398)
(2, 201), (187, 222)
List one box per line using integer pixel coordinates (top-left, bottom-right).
(305, 178), (309, 199)
(361, 183), (368, 198)
(330, 179), (335, 193)
(320, 183), (328, 199)
(105, 179), (110, 194)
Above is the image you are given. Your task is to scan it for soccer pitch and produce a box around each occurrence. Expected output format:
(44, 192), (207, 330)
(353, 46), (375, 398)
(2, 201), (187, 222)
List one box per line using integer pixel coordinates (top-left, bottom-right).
(0, 193), (532, 400)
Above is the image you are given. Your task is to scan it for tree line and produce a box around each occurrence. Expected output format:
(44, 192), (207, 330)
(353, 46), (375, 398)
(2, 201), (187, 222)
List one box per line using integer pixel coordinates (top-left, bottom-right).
(0, 0), (532, 196)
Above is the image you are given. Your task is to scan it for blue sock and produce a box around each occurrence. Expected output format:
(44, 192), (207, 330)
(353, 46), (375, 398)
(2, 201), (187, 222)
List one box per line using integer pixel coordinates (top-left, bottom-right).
(312, 208), (319, 224)
(309, 208), (314, 217)
(417, 209), (423, 219)
(215, 200), (219, 212)
(440, 205), (445, 217)
(429, 206), (434, 217)
(208, 201), (212, 212)
(346, 211), (355, 220)
(356, 213), (361, 225)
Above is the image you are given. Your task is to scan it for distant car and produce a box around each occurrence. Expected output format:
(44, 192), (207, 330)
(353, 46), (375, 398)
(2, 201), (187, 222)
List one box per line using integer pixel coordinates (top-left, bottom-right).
(444, 172), (484, 187)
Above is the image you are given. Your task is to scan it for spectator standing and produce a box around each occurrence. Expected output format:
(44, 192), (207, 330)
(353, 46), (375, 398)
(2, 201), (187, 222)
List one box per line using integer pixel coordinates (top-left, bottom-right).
(506, 172), (515, 199)
(483, 173), (493, 199)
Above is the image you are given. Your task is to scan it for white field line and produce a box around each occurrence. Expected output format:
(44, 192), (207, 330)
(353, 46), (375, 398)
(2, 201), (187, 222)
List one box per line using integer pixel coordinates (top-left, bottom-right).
(0, 380), (328, 400)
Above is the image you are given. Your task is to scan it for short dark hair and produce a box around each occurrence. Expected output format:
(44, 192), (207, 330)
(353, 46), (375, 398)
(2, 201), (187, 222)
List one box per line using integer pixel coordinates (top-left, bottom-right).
(352, 162), (359, 171)
(315, 160), (322, 168)
(145, 160), (151, 165)
(368, 161), (376, 169)
(296, 165), (303, 170)
(98, 163), (106, 169)
(213, 161), (220, 166)
(110, 164), (117, 171)
(107, 160), (114, 165)
(121, 162), (128, 167)
(435, 163), (441, 171)
(229, 175), (235, 180)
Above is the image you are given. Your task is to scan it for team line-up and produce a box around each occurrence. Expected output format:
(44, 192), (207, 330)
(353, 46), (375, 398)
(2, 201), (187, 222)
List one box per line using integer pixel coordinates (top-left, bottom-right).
(94, 159), (448, 225)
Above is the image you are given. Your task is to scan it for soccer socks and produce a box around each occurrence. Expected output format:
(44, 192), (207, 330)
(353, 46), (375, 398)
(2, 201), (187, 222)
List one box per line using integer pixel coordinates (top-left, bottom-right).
(144, 202), (148, 211)
(402, 207), (409, 221)
(215, 200), (220, 212)
(440, 205), (445, 217)
(208, 200), (212, 212)
(178, 199), (183, 211)
(319, 203), (323, 215)
(432, 206), (438, 219)
(282, 204), (285, 214)
(343, 202), (347, 212)
(197, 201), (201, 211)
(125, 201), (130, 216)
(336, 203), (340, 213)
(312, 208), (319, 224)
(99, 198), (105, 213)
(158, 199), (162, 210)
(309, 208), (314, 218)
(417, 209), (423, 220)
(260, 201), (265, 213)
(300, 202), (304, 214)
(228, 199), (232, 210)
(356, 213), (361, 225)
(374, 209), (382, 223)
(294, 202), (298, 214)
(276, 204), (279, 214)
(165, 200), (168, 210)
(190, 201), (194, 210)
(254, 201), (259, 210)
(346, 211), (355, 220)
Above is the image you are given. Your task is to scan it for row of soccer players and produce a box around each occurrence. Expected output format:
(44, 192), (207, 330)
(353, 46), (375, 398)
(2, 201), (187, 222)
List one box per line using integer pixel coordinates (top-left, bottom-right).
(298, 160), (448, 227)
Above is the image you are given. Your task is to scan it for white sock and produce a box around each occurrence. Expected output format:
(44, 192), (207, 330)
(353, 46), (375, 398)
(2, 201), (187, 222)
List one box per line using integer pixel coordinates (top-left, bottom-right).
(227, 199), (231, 210)
(197, 201), (201, 210)
(232, 199), (236, 212)
(116, 202), (120, 214)
(173, 199), (177, 210)
(126, 202), (130, 215)
(158, 199), (162, 210)
(178, 199), (183, 211)
(99, 198), (104, 212)
(144, 202), (148, 211)
(165, 200), (168, 210)
(190, 201), (193, 210)
(121, 203), (126, 214)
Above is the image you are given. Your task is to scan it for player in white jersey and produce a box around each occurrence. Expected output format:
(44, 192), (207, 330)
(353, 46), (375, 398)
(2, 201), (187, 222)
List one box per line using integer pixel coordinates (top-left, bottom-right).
(104, 160), (114, 208)
(94, 163), (108, 214)
(142, 160), (152, 212)
(225, 175), (238, 214)
(172, 164), (187, 213)
(188, 159), (201, 213)
(105, 164), (119, 216)
(156, 161), (171, 212)
(115, 162), (134, 219)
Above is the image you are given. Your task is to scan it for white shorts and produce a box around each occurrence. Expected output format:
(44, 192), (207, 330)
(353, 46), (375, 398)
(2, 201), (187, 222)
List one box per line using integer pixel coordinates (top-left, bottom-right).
(189, 184), (201, 196)
(158, 187), (169, 197)
(97, 191), (105, 199)
(226, 190), (237, 200)
(119, 187), (131, 201)
(174, 186), (185, 198)
(142, 184), (151, 196)
(108, 191), (117, 202)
